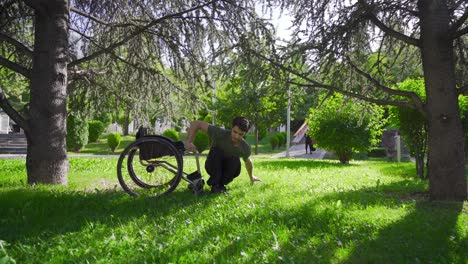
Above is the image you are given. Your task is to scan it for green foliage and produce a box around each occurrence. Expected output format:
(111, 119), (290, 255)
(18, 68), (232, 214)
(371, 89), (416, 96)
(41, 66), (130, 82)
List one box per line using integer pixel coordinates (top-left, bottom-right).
(274, 132), (285, 148)
(107, 133), (121, 152)
(458, 95), (468, 157)
(269, 134), (279, 150)
(368, 147), (387, 157)
(308, 93), (385, 164)
(162, 129), (179, 141)
(66, 115), (89, 152)
(95, 113), (113, 127)
(388, 78), (427, 177)
(193, 131), (210, 153)
(117, 113), (131, 128)
(257, 125), (268, 141)
(278, 132), (287, 147)
(0, 240), (16, 264)
(88, 120), (105, 143)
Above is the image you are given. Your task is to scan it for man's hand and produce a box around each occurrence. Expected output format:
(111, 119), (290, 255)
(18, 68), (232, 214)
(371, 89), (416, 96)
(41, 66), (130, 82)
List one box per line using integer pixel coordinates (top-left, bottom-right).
(186, 142), (198, 153)
(250, 175), (261, 185)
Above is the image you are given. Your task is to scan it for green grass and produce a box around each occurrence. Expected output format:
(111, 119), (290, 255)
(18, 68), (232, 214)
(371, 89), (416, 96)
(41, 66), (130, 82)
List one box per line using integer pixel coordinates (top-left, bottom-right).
(0, 157), (466, 263)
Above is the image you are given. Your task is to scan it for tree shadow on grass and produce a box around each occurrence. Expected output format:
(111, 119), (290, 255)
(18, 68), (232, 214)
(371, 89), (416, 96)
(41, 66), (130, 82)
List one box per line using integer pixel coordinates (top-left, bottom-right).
(0, 187), (216, 243)
(188, 180), (466, 263)
(300, 181), (465, 263)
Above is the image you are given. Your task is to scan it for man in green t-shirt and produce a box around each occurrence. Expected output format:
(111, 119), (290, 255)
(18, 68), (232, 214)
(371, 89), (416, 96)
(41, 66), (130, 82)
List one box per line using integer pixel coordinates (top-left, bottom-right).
(186, 116), (261, 193)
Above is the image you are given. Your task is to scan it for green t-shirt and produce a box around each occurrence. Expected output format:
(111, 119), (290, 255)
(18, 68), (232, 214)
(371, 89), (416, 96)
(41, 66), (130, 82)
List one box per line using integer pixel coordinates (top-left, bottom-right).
(207, 125), (251, 160)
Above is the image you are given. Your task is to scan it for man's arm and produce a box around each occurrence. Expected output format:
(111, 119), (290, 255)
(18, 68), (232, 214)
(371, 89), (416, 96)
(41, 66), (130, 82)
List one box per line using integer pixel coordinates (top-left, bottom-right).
(186, 120), (209, 152)
(244, 157), (261, 185)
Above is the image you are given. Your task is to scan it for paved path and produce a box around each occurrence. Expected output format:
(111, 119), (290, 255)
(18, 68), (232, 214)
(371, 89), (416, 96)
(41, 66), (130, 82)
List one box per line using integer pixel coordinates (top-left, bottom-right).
(272, 144), (326, 159)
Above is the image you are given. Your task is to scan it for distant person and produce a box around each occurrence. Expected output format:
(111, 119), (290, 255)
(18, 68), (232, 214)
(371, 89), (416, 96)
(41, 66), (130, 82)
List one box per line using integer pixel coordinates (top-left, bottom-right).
(186, 116), (261, 193)
(305, 134), (316, 154)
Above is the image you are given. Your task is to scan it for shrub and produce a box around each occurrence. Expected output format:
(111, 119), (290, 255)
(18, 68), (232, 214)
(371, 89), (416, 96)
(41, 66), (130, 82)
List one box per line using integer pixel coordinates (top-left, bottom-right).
(88, 120), (105, 143)
(193, 131), (210, 153)
(368, 147), (387, 157)
(162, 129), (179, 141)
(308, 93), (385, 164)
(269, 134), (279, 150)
(278, 132), (287, 147)
(107, 133), (121, 152)
(67, 115), (88, 152)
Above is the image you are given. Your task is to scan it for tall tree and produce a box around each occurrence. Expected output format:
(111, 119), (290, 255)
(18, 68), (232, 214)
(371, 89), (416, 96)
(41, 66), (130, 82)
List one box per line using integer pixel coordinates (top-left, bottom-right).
(264, 0), (468, 201)
(0, 0), (269, 185)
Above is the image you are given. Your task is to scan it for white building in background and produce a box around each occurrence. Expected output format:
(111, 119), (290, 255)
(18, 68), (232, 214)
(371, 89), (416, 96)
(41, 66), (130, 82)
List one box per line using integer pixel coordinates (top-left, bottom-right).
(154, 118), (173, 134)
(0, 112), (10, 134)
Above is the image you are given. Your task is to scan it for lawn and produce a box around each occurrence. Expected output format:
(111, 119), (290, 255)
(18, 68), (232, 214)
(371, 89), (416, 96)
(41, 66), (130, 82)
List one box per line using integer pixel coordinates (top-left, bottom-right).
(0, 157), (466, 263)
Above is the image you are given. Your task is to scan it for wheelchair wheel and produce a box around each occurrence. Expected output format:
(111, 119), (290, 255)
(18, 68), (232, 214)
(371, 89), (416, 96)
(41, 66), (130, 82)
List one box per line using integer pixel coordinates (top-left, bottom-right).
(117, 136), (183, 196)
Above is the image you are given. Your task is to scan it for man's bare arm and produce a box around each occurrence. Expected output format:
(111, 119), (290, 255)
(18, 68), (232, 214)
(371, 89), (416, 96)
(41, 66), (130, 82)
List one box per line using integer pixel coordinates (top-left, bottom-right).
(244, 158), (261, 185)
(186, 120), (209, 152)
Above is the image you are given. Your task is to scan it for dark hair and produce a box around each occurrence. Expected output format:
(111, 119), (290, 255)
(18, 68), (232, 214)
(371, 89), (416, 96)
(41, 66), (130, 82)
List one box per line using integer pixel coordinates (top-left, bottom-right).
(232, 116), (250, 132)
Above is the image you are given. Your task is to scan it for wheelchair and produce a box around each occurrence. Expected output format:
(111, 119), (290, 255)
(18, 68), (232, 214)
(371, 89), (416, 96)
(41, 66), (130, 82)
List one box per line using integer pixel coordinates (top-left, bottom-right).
(116, 127), (205, 197)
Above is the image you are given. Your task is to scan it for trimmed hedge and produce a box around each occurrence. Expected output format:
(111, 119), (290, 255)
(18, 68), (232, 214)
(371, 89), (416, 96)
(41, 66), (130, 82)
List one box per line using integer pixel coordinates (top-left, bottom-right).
(107, 133), (121, 152)
(269, 134), (279, 150)
(67, 115), (88, 152)
(162, 129), (179, 141)
(194, 131), (210, 153)
(88, 120), (105, 143)
(368, 147), (387, 157)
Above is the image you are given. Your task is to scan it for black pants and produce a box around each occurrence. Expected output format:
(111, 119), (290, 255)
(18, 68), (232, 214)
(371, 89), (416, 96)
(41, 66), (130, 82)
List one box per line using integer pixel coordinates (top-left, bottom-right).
(305, 142), (312, 153)
(205, 146), (241, 187)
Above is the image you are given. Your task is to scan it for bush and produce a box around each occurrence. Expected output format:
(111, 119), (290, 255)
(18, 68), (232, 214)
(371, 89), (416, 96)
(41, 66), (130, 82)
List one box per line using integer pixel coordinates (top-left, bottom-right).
(88, 120), (105, 143)
(278, 132), (287, 147)
(162, 129), (179, 141)
(269, 134), (279, 150)
(107, 133), (121, 152)
(308, 93), (385, 164)
(67, 115), (89, 152)
(368, 147), (387, 157)
(193, 131), (210, 153)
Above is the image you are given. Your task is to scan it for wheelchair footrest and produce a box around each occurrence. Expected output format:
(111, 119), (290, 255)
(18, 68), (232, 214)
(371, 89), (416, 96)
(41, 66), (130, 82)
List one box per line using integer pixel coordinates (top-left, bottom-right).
(188, 178), (205, 194)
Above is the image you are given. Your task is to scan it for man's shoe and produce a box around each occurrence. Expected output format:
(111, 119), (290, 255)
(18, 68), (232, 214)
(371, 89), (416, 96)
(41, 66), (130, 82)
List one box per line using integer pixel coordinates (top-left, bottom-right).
(211, 185), (226, 194)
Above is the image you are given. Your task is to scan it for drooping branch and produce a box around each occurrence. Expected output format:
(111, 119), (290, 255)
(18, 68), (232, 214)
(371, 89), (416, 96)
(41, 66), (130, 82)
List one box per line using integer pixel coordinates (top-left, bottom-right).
(70, 6), (111, 26)
(249, 48), (425, 114)
(0, 86), (29, 133)
(449, 6), (468, 37)
(291, 81), (417, 109)
(0, 57), (31, 79)
(345, 56), (426, 113)
(68, 0), (218, 67)
(0, 32), (33, 58)
(358, 0), (420, 47)
(453, 25), (468, 39)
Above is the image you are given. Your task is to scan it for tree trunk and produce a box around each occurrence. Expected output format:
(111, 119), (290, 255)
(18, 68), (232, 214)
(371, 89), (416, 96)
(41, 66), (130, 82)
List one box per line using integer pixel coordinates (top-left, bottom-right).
(415, 150), (425, 179)
(419, 0), (467, 200)
(123, 104), (130, 135)
(26, 0), (69, 185)
(255, 125), (259, 155)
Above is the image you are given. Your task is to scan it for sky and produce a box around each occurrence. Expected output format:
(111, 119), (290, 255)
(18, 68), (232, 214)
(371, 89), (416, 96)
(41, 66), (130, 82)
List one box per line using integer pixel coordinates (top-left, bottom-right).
(257, 5), (295, 42)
